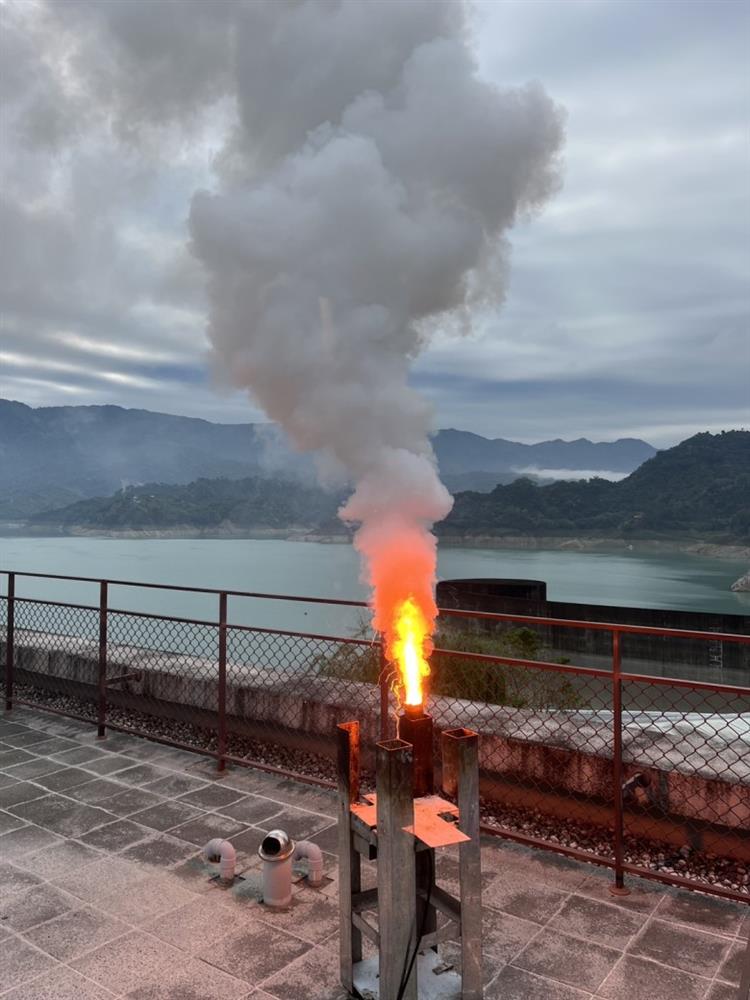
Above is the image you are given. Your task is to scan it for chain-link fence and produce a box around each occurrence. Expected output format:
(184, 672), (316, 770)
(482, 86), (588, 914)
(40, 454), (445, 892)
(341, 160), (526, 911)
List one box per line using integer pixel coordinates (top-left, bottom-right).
(10, 597), (101, 725)
(618, 674), (749, 892)
(105, 609), (220, 753)
(2, 569), (748, 900)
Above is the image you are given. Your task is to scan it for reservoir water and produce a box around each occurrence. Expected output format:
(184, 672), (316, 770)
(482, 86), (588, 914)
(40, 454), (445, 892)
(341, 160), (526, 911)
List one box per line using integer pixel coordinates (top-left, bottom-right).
(1, 537), (747, 638)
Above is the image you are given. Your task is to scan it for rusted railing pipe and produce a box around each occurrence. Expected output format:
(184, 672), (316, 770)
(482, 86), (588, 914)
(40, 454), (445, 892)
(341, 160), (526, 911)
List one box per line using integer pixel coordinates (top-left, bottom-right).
(97, 581), (108, 738)
(4, 572), (14, 712)
(610, 630), (628, 895)
(217, 591), (227, 773)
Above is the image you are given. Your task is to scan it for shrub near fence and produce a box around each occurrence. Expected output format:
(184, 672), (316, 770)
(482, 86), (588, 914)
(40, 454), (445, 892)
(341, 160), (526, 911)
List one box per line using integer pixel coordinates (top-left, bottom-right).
(2, 569), (749, 901)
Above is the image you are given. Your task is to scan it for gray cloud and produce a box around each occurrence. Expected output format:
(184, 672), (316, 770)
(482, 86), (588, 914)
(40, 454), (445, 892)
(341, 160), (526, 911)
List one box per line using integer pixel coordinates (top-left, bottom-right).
(0, 0), (747, 450)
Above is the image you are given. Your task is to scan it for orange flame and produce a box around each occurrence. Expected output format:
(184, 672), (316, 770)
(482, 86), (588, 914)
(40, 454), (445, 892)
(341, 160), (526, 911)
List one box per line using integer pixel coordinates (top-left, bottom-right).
(347, 509), (442, 711)
(391, 596), (430, 706)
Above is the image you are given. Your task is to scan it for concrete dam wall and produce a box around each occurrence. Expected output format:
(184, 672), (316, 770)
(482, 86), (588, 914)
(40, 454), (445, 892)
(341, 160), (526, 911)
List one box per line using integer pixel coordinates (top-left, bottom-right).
(436, 578), (750, 685)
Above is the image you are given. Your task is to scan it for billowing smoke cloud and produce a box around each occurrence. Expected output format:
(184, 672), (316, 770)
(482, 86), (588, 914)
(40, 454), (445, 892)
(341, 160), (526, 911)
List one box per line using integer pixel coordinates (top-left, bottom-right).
(188, 0), (565, 668)
(3, 0), (563, 678)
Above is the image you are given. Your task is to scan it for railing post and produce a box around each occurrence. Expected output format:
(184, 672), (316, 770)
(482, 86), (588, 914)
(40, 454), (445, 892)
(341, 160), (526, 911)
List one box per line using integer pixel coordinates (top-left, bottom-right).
(97, 581), (108, 738)
(217, 591), (228, 773)
(610, 629), (629, 895)
(379, 641), (389, 740)
(5, 572), (15, 712)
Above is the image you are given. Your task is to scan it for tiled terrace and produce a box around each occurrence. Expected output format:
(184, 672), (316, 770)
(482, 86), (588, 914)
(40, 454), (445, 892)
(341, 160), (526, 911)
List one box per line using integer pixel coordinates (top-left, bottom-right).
(0, 708), (747, 1000)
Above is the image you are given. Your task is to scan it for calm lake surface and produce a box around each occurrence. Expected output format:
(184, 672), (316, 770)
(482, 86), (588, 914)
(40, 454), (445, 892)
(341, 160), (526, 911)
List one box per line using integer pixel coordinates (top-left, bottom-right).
(2, 536), (748, 636)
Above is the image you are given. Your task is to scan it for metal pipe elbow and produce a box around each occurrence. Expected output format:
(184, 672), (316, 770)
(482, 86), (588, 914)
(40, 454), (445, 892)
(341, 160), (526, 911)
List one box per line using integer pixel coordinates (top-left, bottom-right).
(203, 837), (236, 883)
(293, 839), (324, 887)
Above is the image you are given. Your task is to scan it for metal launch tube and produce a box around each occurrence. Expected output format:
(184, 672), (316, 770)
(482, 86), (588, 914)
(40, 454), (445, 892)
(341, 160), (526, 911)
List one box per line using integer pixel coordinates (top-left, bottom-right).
(397, 706), (434, 798)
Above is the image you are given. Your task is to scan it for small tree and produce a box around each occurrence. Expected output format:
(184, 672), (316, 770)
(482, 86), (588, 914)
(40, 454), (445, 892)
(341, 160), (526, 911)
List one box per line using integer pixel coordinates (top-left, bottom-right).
(316, 620), (583, 710)
(430, 626), (582, 709)
(314, 618), (381, 684)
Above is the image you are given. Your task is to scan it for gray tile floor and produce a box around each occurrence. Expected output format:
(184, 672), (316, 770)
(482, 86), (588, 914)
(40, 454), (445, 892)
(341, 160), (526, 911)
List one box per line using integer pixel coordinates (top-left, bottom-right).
(0, 708), (747, 999)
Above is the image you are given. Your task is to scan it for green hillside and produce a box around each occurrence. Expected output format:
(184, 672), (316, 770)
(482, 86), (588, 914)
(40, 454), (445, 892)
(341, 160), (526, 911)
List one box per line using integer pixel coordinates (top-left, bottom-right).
(30, 477), (342, 530)
(439, 431), (750, 542)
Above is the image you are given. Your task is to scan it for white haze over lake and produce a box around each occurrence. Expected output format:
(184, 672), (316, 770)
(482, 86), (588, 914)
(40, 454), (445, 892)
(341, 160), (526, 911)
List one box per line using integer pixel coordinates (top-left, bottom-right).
(514, 467), (630, 483)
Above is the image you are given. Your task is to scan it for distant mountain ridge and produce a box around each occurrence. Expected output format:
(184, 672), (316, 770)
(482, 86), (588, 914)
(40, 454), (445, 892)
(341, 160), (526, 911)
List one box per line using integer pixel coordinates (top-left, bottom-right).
(0, 398), (656, 518)
(0, 399), (307, 517)
(433, 428), (654, 474)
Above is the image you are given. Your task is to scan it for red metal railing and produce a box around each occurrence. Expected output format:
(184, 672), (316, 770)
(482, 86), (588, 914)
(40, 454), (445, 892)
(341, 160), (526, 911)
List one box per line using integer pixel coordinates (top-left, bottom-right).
(2, 568), (748, 902)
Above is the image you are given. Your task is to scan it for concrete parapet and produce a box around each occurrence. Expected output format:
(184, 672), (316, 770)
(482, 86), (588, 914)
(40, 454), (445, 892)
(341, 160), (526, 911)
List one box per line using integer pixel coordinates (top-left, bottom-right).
(5, 631), (748, 841)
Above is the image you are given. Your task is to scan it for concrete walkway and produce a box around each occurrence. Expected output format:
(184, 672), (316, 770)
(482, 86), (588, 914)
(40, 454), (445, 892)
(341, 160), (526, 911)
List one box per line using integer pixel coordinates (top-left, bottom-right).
(0, 708), (746, 1000)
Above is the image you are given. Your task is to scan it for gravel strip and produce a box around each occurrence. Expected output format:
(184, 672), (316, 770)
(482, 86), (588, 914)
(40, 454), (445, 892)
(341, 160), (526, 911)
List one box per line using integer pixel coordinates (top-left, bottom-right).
(479, 799), (749, 897)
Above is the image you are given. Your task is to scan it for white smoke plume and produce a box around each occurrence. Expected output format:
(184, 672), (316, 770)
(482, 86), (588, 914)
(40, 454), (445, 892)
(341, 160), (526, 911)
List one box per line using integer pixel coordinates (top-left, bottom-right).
(187, 0), (564, 660)
(188, 0), (564, 660)
(4, 0), (564, 669)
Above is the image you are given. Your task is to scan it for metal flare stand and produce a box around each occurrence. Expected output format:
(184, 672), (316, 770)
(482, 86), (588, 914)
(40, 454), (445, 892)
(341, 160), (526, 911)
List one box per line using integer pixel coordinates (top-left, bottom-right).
(337, 719), (482, 1000)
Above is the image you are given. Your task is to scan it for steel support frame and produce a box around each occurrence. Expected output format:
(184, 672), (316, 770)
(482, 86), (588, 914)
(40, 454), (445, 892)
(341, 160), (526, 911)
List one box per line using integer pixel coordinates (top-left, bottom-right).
(338, 721), (483, 1000)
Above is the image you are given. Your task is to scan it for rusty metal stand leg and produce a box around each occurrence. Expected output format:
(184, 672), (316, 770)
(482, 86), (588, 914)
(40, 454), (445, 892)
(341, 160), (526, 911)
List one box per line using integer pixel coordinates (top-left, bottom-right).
(377, 738), (417, 1000)
(338, 723), (362, 995)
(443, 729), (483, 1000)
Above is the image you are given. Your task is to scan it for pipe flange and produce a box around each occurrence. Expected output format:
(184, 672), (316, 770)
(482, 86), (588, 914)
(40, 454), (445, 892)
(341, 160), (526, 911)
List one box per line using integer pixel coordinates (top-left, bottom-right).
(258, 828), (295, 862)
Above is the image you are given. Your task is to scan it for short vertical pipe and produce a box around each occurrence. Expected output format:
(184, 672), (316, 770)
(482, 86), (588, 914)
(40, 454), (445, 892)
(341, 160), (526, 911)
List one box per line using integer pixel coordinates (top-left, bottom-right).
(401, 702), (437, 945)
(96, 581), (108, 738)
(337, 722), (362, 993)
(610, 629), (628, 894)
(398, 709), (434, 798)
(443, 728), (482, 1000)
(379, 642), (389, 740)
(217, 591), (228, 773)
(5, 572), (15, 712)
(377, 737), (417, 1000)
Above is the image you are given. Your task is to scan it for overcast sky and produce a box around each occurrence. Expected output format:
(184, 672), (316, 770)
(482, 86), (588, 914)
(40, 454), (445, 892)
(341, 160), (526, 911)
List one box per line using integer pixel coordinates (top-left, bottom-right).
(1, 0), (748, 448)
